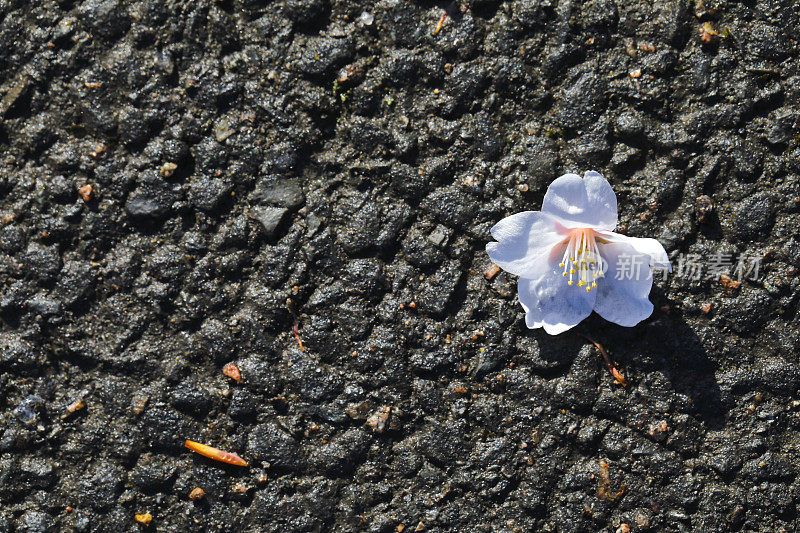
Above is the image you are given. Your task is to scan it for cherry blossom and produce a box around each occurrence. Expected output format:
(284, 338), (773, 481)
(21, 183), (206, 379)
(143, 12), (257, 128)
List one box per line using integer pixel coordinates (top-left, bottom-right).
(487, 171), (671, 334)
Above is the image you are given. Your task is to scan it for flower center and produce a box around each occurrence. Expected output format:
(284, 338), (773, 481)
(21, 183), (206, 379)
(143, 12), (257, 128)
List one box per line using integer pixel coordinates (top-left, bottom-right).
(558, 228), (605, 291)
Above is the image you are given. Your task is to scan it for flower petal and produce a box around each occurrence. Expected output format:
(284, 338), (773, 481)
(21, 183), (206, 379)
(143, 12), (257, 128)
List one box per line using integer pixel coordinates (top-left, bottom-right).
(593, 242), (655, 327)
(583, 171), (618, 228)
(598, 231), (672, 271)
(517, 249), (596, 335)
(486, 211), (564, 278)
(541, 171), (618, 230)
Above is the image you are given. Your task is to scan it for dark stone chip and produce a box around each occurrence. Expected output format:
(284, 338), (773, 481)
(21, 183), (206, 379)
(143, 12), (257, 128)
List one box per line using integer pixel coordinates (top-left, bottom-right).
(732, 193), (774, 241)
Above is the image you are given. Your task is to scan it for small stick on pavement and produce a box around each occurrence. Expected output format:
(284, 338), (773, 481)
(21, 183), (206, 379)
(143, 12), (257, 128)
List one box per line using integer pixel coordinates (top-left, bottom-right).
(433, 2), (460, 35)
(582, 334), (626, 387)
(184, 440), (248, 467)
(433, 11), (448, 35)
(286, 298), (305, 352)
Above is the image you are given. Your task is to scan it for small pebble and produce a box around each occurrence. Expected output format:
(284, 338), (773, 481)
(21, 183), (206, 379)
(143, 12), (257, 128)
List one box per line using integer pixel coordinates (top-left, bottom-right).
(694, 195), (714, 223)
(77, 184), (93, 202)
(366, 406), (391, 433)
(135, 513), (153, 527)
(699, 22), (718, 44)
(357, 11), (373, 25)
(223, 362), (242, 383)
(62, 399), (85, 419)
(160, 162), (178, 177)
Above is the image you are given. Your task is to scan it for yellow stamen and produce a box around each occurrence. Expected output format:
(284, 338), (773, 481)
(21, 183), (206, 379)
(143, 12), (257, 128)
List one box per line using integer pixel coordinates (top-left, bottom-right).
(559, 228), (605, 291)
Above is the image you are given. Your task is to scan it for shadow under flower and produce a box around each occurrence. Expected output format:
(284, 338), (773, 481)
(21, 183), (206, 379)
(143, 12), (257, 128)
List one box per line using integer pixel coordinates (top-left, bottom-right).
(528, 306), (727, 433)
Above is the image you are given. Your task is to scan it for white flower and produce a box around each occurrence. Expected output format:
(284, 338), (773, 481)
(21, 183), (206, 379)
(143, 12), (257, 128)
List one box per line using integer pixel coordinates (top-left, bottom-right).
(486, 171), (671, 335)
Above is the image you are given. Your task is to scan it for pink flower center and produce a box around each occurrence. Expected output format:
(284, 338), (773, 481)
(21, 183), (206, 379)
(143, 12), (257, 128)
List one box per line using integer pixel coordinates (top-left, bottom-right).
(558, 228), (606, 291)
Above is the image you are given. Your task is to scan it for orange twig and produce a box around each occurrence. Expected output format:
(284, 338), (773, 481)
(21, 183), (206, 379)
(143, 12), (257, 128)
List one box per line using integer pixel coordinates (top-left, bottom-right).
(582, 334), (626, 387)
(286, 298), (305, 352)
(597, 460), (626, 501)
(433, 11), (448, 35)
(433, 1), (460, 35)
(293, 323), (304, 352)
(184, 440), (248, 467)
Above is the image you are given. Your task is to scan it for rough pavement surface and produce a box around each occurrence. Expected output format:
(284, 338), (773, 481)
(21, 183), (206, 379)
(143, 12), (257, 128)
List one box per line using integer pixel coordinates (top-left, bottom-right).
(1, 0), (799, 531)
